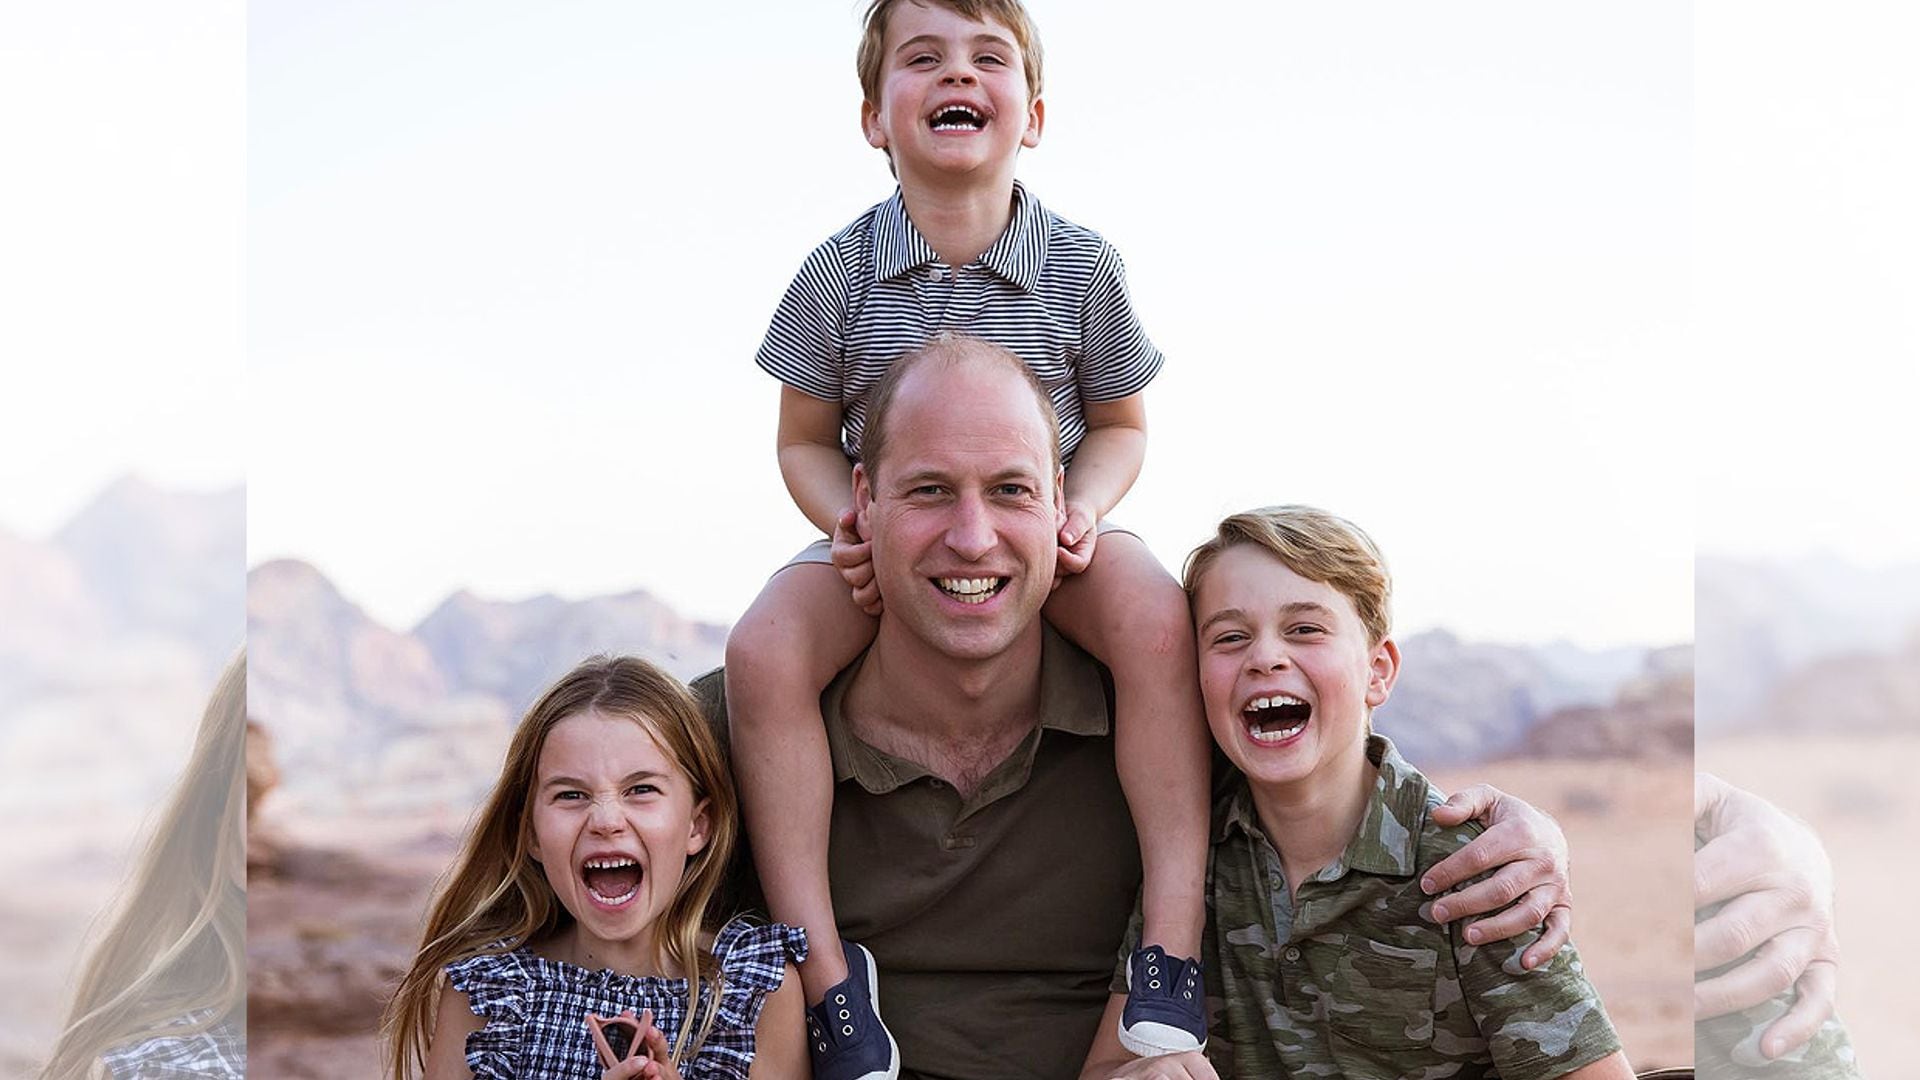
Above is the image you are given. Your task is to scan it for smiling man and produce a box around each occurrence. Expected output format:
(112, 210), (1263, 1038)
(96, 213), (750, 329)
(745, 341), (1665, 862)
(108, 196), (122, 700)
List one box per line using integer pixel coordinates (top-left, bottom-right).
(697, 333), (1577, 1080)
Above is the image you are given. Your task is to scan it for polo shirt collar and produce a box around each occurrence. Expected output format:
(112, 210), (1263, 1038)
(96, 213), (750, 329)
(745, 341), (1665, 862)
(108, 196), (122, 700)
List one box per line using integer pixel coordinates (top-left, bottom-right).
(822, 623), (1108, 795)
(870, 181), (1048, 293)
(1215, 734), (1429, 880)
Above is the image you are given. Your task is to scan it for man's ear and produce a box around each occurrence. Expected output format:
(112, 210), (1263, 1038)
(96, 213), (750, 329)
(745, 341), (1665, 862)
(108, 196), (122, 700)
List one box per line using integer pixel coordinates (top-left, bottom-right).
(1052, 465), (1066, 520)
(854, 462), (875, 535)
(1366, 636), (1402, 709)
(1022, 95), (1045, 149)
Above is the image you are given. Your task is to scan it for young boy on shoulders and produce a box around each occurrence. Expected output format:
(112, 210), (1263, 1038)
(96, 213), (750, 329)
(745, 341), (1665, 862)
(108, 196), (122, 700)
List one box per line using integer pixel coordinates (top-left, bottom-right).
(1084, 506), (1632, 1080)
(725, 2), (1212, 1078)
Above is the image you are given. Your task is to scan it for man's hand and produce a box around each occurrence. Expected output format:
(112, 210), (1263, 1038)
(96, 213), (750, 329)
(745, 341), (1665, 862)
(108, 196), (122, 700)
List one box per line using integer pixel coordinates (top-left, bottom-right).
(1088, 1051), (1219, 1080)
(1057, 502), (1099, 577)
(832, 508), (883, 615)
(1694, 772), (1839, 1060)
(1425, 783), (1573, 969)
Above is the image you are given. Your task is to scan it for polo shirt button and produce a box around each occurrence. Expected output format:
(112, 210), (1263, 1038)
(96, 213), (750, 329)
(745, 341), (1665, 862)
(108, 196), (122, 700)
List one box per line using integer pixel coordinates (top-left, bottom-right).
(1283, 946), (1301, 962)
(928, 267), (945, 281)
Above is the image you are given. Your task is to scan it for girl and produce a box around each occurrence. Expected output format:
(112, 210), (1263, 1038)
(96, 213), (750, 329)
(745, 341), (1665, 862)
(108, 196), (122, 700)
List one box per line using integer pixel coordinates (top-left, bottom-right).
(383, 656), (807, 1079)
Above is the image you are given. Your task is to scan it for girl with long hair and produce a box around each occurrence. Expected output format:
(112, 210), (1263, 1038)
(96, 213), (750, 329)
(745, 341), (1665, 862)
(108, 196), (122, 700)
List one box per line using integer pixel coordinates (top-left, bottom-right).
(383, 656), (806, 1080)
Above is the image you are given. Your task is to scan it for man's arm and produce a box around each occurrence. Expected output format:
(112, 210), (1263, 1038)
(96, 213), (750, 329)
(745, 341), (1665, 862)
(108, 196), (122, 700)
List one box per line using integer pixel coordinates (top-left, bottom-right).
(1422, 784), (1574, 968)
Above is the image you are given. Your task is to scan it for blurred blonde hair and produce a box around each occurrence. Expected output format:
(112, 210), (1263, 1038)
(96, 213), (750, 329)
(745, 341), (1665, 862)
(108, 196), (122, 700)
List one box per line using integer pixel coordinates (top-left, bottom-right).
(382, 656), (739, 1078)
(856, 0), (1045, 107)
(38, 653), (248, 1080)
(1183, 506), (1394, 646)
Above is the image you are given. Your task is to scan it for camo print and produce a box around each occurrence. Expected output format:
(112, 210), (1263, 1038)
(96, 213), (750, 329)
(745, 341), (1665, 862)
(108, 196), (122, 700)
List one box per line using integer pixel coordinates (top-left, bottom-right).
(1120, 735), (1621, 1079)
(1696, 998), (1861, 1079)
(1693, 872), (1864, 1076)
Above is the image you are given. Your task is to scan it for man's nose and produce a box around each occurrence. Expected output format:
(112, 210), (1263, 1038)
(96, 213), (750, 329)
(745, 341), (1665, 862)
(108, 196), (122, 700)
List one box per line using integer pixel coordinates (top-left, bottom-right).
(944, 493), (997, 560)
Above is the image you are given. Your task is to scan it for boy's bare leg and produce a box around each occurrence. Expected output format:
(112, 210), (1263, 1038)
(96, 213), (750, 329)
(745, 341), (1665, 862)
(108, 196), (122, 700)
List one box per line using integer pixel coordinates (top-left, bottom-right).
(726, 560), (879, 1004)
(1046, 531), (1209, 961)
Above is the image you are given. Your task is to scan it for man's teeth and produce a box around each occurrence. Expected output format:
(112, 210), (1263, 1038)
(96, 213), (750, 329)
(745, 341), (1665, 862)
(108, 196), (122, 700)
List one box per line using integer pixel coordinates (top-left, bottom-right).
(937, 577), (1003, 604)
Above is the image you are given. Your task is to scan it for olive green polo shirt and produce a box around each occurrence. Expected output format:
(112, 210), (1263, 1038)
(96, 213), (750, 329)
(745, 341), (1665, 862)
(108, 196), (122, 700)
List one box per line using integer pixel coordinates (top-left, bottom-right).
(695, 626), (1142, 1080)
(1117, 735), (1622, 1079)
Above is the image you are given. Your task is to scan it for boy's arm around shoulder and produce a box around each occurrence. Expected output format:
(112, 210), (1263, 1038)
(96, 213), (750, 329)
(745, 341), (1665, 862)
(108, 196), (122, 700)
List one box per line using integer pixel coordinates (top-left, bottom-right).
(746, 961), (808, 1079)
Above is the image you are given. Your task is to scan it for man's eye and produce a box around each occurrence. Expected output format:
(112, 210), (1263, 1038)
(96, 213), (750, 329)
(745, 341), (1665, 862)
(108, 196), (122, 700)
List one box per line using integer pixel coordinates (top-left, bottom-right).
(994, 484), (1030, 497)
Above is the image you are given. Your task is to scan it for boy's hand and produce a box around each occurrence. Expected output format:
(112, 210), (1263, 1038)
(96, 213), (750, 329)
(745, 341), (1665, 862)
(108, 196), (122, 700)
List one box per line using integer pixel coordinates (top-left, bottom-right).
(1057, 502), (1099, 577)
(832, 508), (883, 615)
(1424, 784), (1573, 970)
(1092, 1051), (1220, 1079)
(1694, 772), (1839, 1058)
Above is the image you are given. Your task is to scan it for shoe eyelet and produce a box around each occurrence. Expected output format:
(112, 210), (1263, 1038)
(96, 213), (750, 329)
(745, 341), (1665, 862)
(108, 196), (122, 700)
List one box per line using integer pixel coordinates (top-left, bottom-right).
(1184, 991), (1193, 999)
(838, 1009), (850, 1020)
(1148, 965), (1158, 976)
(1149, 979), (1160, 989)
(834, 993), (846, 1005)
(818, 1042), (828, 1052)
(842, 1025), (854, 1036)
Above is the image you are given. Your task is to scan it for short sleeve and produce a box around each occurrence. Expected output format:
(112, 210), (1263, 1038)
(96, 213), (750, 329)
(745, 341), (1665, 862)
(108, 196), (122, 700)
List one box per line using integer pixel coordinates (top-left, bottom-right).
(1450, 890), (1622, 1078)
(713, 918), (809, 994)
(445, 950), (533, 1080)
(756, 242), (851, 403)
(1077, 243), (1163, 403)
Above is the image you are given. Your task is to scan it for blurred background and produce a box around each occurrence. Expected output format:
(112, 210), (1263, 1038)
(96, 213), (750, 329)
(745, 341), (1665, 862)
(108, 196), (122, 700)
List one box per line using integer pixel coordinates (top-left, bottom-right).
(0, 1), (244, 1071)
(1694, 4), (1920, 1074)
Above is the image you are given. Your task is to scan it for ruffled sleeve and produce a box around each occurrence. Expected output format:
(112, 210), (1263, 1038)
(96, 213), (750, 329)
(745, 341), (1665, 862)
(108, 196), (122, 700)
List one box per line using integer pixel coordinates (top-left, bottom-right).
(445, 948), (534, 1079)
(708, 919), (806, 1045)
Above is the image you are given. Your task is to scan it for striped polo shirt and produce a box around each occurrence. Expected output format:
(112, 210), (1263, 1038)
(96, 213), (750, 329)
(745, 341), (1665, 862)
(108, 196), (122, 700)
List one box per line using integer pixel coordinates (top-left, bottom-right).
(756, 181), (1164, 464)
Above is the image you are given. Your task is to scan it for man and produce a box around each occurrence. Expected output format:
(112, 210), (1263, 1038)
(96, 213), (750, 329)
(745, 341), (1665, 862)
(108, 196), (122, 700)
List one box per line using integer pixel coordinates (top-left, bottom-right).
(698, 333), (1581, 1080)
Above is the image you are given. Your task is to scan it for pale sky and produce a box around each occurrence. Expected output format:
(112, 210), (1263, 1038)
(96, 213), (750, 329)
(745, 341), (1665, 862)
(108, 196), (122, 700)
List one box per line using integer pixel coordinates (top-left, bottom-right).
(7, 3), (1916, 646)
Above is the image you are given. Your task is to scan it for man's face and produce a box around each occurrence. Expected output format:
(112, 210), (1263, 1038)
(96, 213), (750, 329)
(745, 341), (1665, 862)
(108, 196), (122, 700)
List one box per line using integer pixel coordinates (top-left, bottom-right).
(861, 1), (1044, 186)
(855, 361), (1063, 662)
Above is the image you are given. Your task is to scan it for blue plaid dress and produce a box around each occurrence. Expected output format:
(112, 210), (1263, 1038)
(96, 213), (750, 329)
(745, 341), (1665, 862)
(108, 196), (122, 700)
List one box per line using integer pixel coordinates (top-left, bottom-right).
(99, 1008), (246, 1079)
(447, 918), (806, 1080)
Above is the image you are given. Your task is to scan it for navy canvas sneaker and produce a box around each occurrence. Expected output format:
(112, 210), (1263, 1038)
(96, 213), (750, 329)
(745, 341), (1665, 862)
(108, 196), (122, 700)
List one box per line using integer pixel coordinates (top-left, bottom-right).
(1118, 944), (1207, 1057)
(805, 940), (900, 1080)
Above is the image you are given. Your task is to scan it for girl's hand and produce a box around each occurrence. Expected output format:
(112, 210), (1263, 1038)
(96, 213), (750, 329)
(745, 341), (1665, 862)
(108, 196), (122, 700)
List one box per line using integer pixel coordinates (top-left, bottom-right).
(635, 1019), (686, 1080)
(588, 1009), (644, 1070)
(1057, 502), (1098, 576)
(591, 1008), (684, 1080)
(832, 508), (883, 615)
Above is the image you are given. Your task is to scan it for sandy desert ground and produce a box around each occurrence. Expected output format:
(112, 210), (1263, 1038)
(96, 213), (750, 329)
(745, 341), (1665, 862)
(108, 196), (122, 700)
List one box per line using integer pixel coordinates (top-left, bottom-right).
(1698, 732), (1920, 1078)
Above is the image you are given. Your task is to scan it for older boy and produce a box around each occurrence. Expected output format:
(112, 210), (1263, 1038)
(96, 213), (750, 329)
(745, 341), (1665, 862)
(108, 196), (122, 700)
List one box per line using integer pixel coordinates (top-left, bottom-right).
(726, 3), (1214, 1076)
(1085, 507), (1632, 1079)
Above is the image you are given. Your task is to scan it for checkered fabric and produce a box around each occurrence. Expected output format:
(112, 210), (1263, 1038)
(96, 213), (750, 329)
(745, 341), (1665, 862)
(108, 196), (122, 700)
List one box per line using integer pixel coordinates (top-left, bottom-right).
(98, 1008), (246, 1079)
(447, 918), (807, 1079)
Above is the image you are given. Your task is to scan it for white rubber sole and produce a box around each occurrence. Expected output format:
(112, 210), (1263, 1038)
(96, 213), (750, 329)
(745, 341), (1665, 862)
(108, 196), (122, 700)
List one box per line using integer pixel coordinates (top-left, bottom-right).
(845, 942), (900, 1080)
(1118, 960), (1206, 1058)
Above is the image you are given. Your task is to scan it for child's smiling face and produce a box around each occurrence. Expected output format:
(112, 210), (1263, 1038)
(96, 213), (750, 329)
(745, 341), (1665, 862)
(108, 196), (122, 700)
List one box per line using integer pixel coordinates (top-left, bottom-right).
(1192, 544), (1400, 792)
(862, 1), (1043, 185)
(529, 710), (710, 961)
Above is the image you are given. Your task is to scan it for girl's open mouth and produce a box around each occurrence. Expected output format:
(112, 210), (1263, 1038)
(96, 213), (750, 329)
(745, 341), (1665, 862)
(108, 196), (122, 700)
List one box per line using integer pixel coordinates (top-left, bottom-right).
(580, 855), (643, 908)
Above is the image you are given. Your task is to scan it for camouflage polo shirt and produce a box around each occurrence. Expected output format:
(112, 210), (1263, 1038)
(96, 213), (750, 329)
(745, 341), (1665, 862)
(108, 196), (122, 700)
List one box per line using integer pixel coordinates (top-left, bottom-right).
(1122, 735), (1623, 1079)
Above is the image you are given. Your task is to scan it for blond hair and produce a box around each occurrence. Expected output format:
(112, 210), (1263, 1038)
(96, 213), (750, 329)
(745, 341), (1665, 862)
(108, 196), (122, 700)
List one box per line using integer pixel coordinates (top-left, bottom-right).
(1183, 506), (1394, 646)
(382, 656), (739, 1078)
(856, 0), (1045, 107)
(38, 653), (248, 1080)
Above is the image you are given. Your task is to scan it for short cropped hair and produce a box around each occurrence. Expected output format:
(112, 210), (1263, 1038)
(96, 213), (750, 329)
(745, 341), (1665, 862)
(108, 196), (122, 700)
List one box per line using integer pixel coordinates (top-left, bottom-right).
(859, 331), (1062, 483)
(1183, 506), (1394, 646)
(857, 0), (1045, 108)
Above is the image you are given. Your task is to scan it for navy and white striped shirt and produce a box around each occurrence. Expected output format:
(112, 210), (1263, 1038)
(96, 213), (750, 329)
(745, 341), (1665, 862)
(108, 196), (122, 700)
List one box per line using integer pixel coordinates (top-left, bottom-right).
(756, 181), (1163, 465)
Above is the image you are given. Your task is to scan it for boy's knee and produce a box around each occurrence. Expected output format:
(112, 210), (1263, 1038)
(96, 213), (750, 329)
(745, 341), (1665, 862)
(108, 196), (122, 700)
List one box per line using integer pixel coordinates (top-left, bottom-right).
(1113, 574), (1196, 662)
